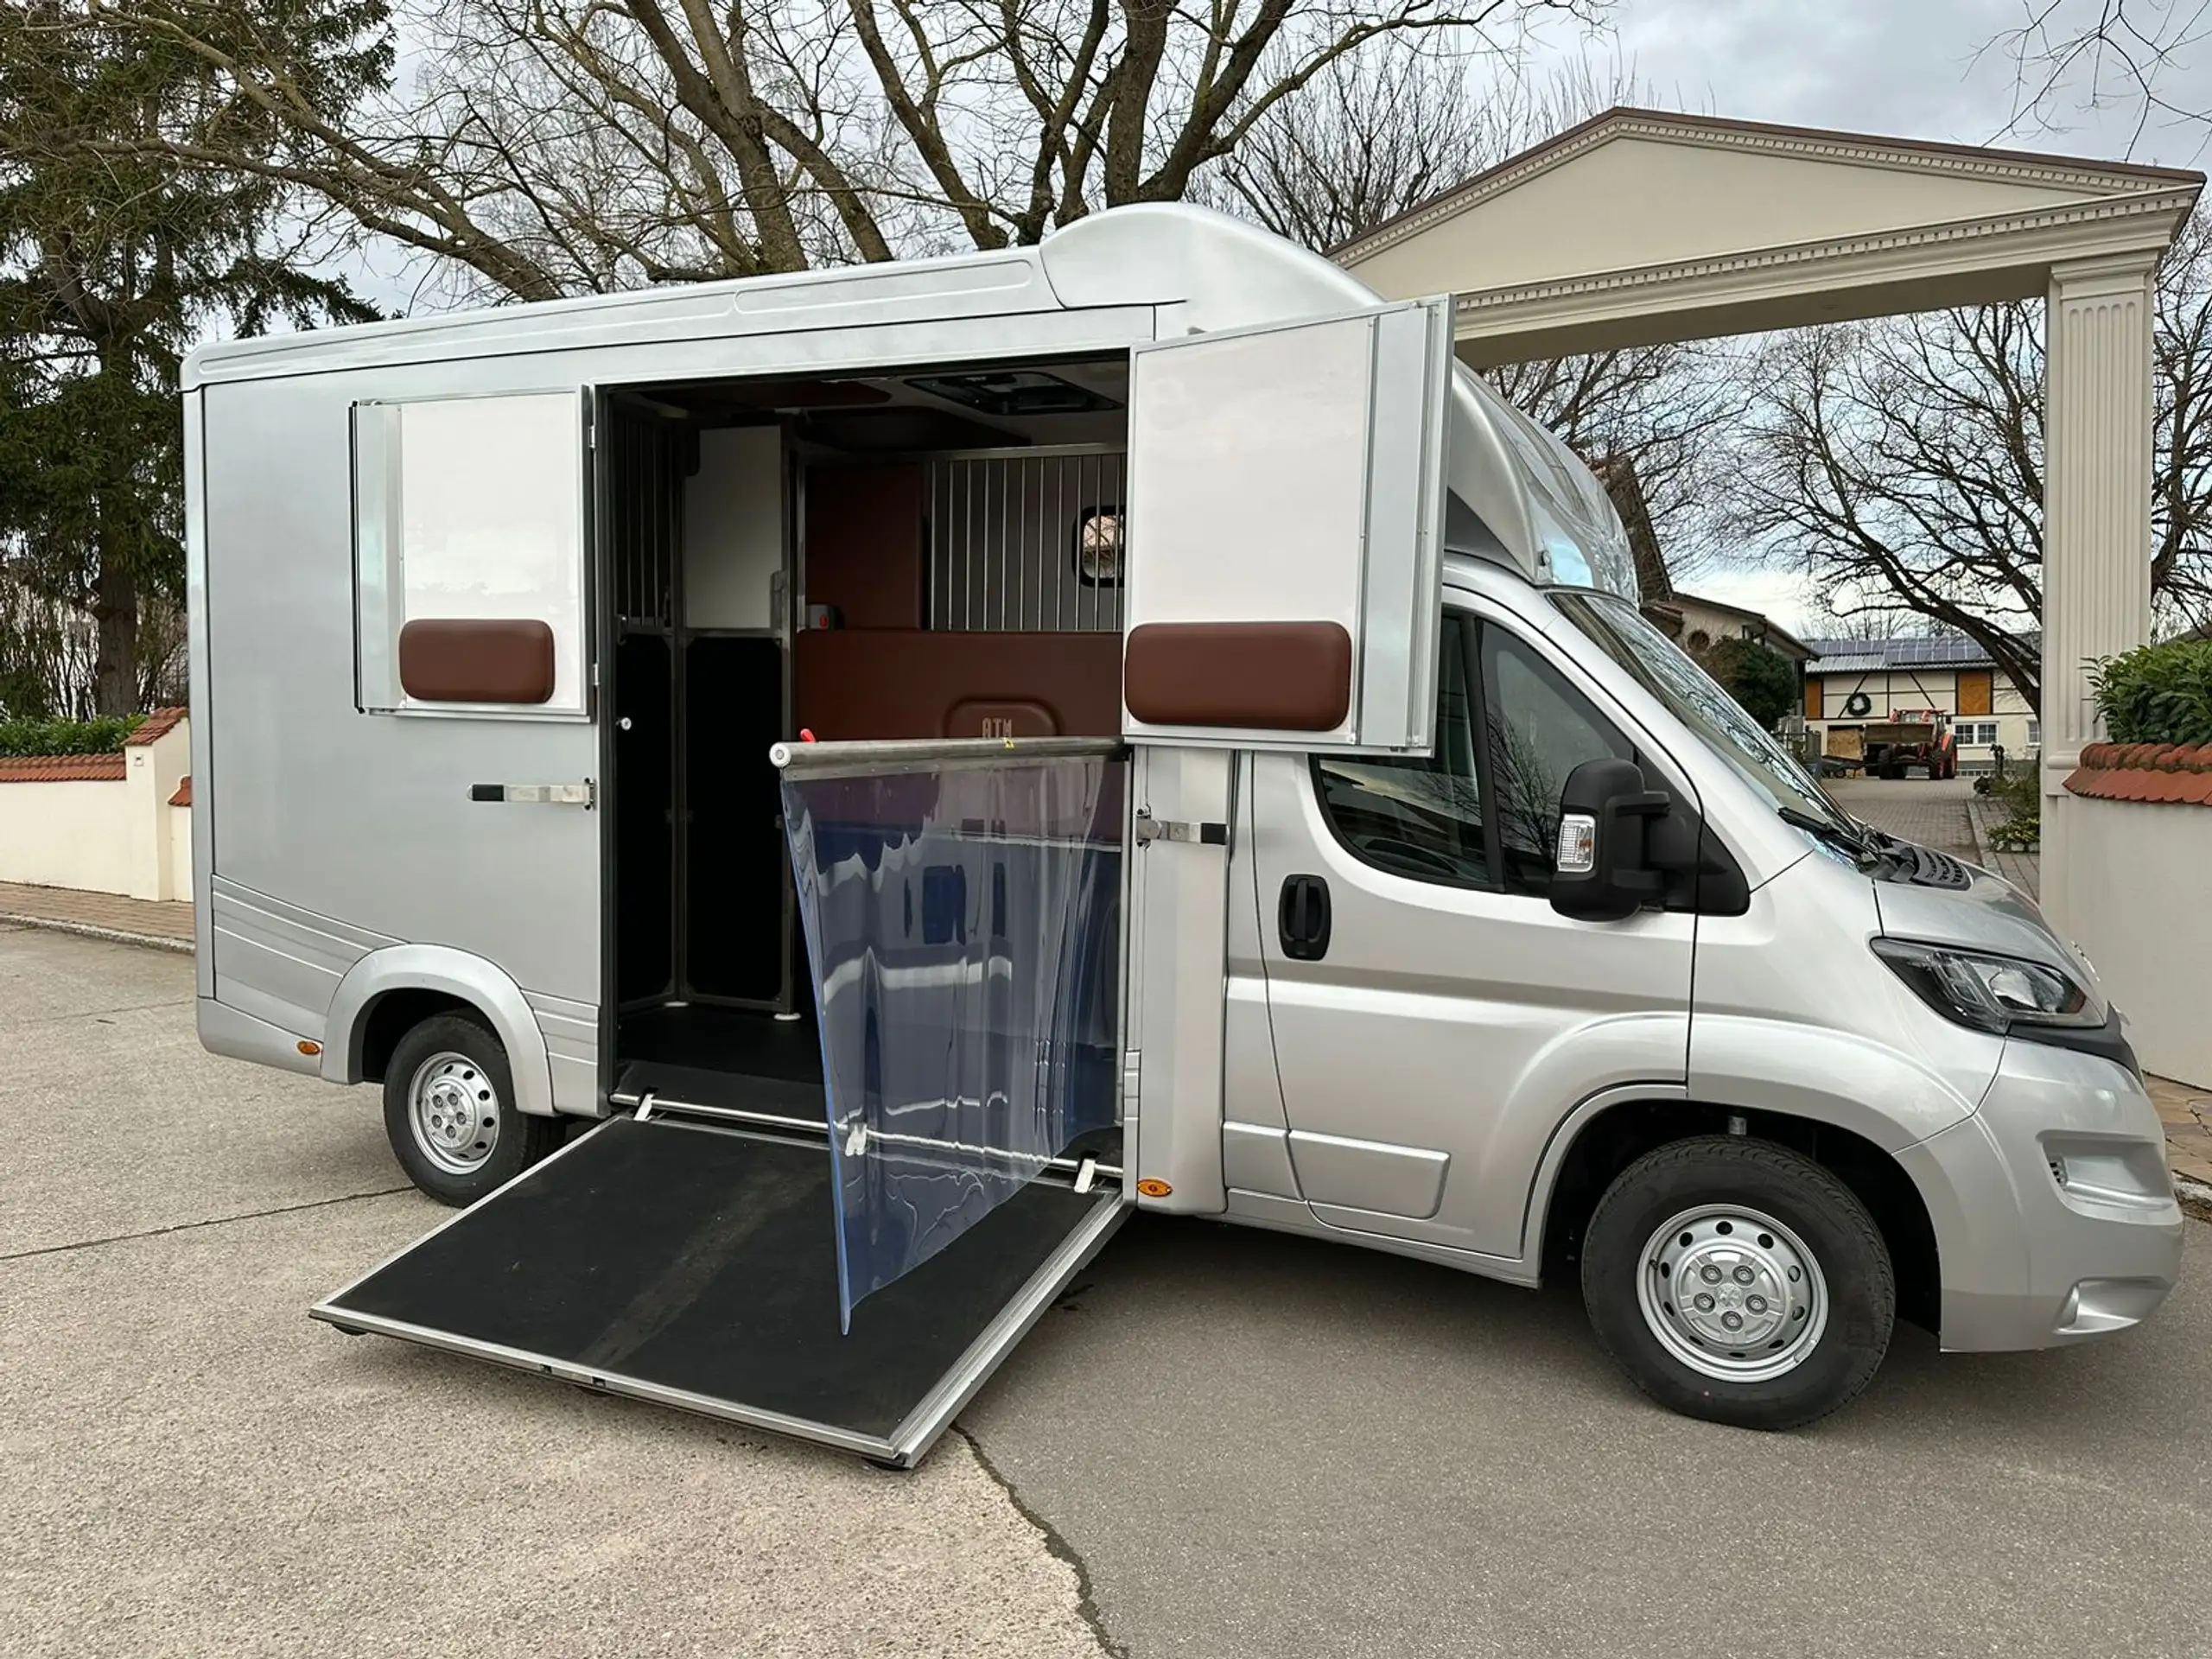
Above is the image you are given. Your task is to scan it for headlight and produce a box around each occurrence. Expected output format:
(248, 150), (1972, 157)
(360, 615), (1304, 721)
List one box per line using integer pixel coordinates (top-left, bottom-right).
(1871, 938), (2102, 1035)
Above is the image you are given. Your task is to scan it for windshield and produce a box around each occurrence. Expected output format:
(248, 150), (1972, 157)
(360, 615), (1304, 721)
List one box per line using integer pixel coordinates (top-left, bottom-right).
(1549, 591), (1861, 842)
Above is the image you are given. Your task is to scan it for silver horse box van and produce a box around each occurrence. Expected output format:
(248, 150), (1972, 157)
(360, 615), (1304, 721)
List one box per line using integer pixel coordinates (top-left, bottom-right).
(184, 204), (2182, 1465)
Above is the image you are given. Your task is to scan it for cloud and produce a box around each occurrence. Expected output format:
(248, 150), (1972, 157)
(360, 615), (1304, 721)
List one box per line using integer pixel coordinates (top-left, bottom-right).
(1612, 0), (2212, 167)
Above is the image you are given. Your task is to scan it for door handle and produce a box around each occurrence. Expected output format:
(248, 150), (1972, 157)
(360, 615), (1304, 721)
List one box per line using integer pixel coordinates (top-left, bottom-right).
(1277, 874), (1332, 962)
(470, 781), (597, 807)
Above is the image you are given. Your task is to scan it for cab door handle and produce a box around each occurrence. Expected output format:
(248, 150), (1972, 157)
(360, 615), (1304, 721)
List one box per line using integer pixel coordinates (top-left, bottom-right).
(1278, 874), (1332, 962)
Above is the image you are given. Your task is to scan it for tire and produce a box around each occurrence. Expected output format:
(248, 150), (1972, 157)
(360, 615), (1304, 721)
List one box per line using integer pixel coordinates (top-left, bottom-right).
(383, 1012), (562, 1206)
(1580, 1136), (1894, 1431)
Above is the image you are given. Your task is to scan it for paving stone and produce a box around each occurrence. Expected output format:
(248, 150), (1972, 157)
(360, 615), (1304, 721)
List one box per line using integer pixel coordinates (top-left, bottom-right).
(0, 880), (194, 944)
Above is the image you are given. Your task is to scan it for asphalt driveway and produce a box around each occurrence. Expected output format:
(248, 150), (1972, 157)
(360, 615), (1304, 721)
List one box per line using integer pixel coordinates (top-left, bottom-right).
(8, 925), (2209, 1657)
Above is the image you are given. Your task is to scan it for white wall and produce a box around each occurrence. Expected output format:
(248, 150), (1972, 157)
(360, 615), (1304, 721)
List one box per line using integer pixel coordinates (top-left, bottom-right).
(0, 714), (193, 901)
(684, 426), (784, 630)
(2060, 796), (2212, 1086)
(168, 804), (194, 901)
(0, 779), (136, 894)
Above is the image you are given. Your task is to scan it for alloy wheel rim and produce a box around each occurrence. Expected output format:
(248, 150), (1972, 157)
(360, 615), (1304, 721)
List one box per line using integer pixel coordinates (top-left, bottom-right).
(1635, 1204), (1828, 1382)
(407, 1051), (501, 1176)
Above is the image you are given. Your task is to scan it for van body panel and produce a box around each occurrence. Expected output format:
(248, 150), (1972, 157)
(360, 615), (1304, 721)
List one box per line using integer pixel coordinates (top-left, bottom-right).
(1907, 1039), (2181, 1351)
(1248, 741), (1694, 1259)
(1689, 853), (2007, 1127)
(1222, 1122), (1300, 1197)
(321, 944), (560, 1118)
(1128, 745), (1234, 1214)
(198, 996), (322, 1076)
(1287, 1129), (1450, 1219)
(206, 876), (394, 1041)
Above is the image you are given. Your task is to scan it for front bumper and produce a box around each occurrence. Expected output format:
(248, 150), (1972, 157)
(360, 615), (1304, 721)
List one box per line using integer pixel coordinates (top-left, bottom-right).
(1898, 1036), (2183, 1351)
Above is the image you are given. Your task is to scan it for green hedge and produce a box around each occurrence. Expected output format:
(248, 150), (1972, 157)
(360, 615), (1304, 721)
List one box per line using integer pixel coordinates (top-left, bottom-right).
(2092, 640), (2212, 747)
(0, 715), (146, 757)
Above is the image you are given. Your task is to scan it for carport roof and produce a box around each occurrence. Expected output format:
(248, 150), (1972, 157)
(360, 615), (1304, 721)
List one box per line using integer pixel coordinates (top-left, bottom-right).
(1337, 108), (2204, 364)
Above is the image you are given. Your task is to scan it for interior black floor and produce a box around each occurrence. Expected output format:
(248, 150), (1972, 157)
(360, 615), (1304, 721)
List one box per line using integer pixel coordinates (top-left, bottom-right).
(324, 1116), (1111, 1443)
(620, 1001), (823, 1084)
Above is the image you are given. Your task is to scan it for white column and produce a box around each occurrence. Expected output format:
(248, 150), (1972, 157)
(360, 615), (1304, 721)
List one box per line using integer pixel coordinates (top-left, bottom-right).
(2041, 253), (2158, 937)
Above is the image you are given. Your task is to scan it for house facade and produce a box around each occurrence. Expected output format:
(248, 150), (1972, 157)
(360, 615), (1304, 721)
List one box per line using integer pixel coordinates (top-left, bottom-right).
(1802, 633), (2038, 769)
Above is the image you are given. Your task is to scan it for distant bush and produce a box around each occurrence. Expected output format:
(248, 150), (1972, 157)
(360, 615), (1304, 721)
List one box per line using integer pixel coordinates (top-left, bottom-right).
(2091, 640), (2212, 747)
(1983, 767), (2040, 849)
(0, 715), (145, 757)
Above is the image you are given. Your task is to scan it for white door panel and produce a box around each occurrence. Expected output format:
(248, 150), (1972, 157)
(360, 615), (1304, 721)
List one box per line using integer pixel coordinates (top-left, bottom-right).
(1122, 298), (1452, 753)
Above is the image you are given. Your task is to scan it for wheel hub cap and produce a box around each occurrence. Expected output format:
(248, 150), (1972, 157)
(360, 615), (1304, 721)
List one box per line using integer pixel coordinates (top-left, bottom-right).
(408, 1052), (500, 1176)
(1637, 1205), (1827, 1383)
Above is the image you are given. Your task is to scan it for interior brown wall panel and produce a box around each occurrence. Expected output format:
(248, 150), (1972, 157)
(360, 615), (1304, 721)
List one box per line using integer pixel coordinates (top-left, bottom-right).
(792, 631), (1123, 741)
(803, 464), (924, 628)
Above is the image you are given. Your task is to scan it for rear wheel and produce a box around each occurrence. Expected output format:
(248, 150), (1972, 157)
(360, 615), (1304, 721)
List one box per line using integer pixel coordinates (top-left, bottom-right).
(383, 1012), (562, 1207)
(1580, 1136), (1894, 1430)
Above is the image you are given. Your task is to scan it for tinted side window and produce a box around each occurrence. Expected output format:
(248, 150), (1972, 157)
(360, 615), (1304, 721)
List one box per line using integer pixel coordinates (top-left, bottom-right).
(1313, 615), (1488, 888)
(1484, 630), (1632, 894)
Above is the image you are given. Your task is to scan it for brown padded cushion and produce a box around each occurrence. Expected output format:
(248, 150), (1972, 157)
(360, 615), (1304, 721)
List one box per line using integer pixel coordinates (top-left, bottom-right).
(793, 631), (1122, 741)
(397, 618), (556, 704)
(1124, 620), (1351, 730)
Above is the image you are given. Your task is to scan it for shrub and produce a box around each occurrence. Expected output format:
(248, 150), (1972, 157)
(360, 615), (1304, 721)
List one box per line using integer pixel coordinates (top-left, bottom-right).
(2090, 640), (2212, 746)
(0, 714), (145, 757)
(1705, 637), (1802, 730)
(1982, 766), (2039, 850)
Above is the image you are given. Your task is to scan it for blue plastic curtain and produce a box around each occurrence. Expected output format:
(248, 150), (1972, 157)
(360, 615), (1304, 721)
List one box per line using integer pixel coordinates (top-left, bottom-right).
(780, 753), (1126, 1330)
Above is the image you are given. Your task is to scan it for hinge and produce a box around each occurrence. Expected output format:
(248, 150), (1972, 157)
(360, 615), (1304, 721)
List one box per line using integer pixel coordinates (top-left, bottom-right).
(1133, 810), (1227, 847)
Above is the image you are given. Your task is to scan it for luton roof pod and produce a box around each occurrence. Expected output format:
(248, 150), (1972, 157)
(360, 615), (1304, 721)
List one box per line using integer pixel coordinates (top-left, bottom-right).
(199, 205), (1643, 1468)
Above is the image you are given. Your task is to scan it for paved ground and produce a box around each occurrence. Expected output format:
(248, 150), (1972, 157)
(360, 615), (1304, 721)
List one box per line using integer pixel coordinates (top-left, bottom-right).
(10, 926), (2212, 1656)
(1825, 774), (1980, 861)
(0, 927), (1103, 1659)
(0, 879), (194, 946)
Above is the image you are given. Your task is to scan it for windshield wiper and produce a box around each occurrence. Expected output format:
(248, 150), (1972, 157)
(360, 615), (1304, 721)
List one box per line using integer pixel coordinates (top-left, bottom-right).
(1777, 806), (1880, 865)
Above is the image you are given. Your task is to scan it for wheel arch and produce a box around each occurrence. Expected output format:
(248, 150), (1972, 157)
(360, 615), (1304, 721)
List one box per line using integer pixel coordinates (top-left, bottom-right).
(1528, 1092), (1944, 1334)
(321, 944), (557, 1117)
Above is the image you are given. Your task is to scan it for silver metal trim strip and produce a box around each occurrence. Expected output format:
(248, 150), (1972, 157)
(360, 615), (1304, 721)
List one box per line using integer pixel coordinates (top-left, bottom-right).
(769, 734), (1127, 773)
(307, 1306), (899, 1461)
(887, 1190), (1128, 1465)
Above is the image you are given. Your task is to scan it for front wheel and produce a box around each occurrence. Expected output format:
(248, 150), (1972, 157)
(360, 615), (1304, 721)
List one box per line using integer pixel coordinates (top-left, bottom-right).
(383, 1012), (562, 1206)
(1580, 1137), (1894, 1430)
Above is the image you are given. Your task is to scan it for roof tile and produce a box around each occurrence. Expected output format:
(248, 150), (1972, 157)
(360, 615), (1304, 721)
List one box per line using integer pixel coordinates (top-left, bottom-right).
(0, 755), (126, 784)
(124, 707), (188, 747)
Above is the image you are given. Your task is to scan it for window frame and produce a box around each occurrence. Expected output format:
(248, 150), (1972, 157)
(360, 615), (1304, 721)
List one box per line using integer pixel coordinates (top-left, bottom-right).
(352, 387), (595, 721)
(1308, 607), (1647, 899)
(1307, 608), (1494, 892)
(1477, 617), (1639, 899)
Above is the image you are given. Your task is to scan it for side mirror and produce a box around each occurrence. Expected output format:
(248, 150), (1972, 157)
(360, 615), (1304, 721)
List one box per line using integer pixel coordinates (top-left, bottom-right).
(1549, 758), (1671, 922)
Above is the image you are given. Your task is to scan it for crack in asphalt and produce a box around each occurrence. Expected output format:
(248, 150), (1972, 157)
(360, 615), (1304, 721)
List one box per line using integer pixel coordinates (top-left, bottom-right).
(0, 1185), (413, 1263)
(0, 995), (197, 1032)
(958, 1424), (1128, 1659)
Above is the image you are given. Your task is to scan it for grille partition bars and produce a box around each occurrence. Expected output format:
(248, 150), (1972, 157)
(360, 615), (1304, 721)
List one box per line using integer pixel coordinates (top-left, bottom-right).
(926, 448), (1125, 633)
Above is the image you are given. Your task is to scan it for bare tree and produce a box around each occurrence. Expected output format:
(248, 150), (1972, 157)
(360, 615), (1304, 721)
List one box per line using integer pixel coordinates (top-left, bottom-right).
(1725, 207), (2212, 709)
(83, 0), (1605, 304)
(1983, 0), (2212, 151)
(1192, 49), (1742, 583)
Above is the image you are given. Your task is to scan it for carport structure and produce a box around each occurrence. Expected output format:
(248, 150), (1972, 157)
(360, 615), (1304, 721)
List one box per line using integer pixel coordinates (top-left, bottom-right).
(1337, 109), (2204, 932)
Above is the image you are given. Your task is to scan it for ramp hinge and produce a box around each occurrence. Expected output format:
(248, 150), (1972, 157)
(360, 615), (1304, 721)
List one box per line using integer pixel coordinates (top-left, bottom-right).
(634, 1091), (657, 1122)
(1134, 810), (1226, 847)
(1072, 1156), (1098, 1195)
